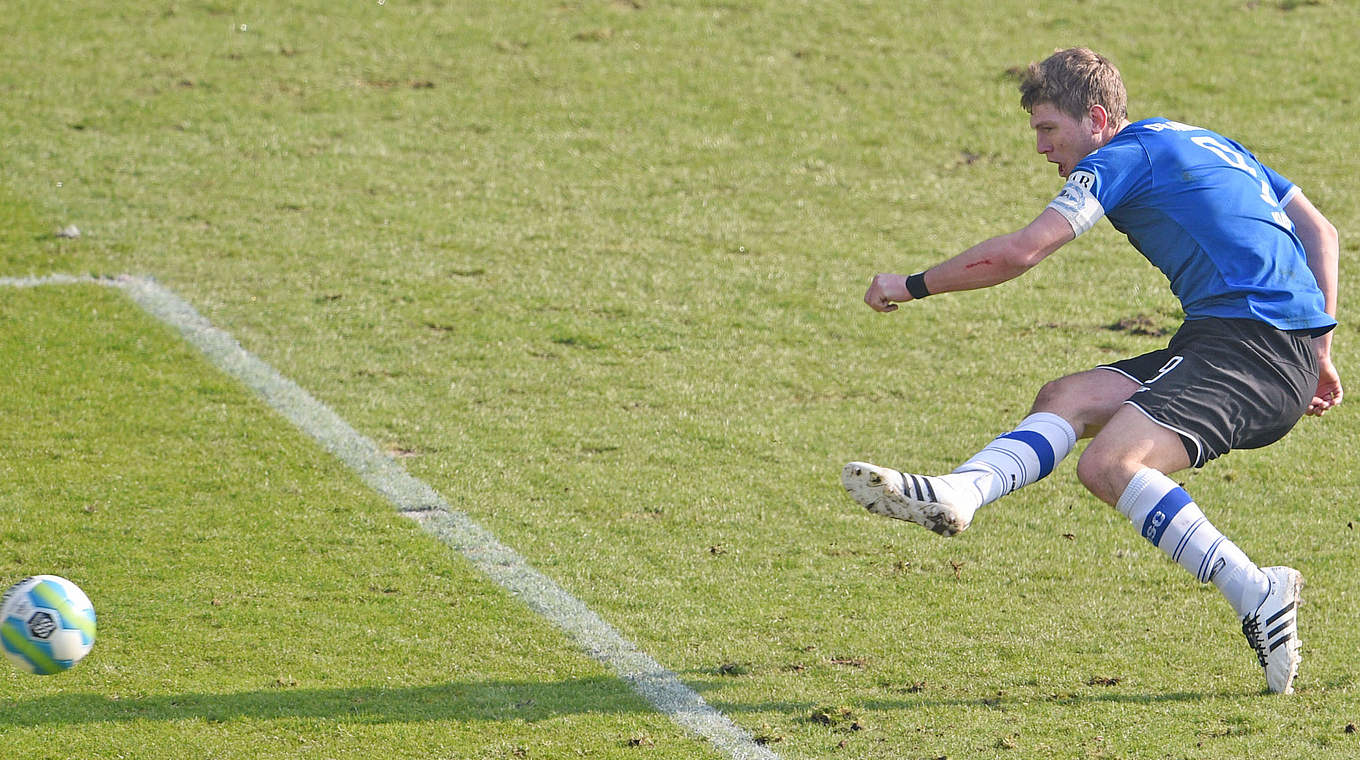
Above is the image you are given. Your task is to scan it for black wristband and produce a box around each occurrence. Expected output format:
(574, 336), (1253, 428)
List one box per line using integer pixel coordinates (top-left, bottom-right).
(905, 272), (931, 300)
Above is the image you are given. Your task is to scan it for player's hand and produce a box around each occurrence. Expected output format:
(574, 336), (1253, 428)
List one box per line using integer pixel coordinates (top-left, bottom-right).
(863, 273), (910, 312)
(1307, 356), (1342, 416)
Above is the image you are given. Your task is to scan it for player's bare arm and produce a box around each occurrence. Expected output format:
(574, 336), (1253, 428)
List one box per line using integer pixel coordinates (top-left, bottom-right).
(863, 207), (1074, 312)
(1286, 191), (1343, 414)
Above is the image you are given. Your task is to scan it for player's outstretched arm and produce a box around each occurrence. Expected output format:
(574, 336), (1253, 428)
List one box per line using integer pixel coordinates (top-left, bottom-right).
(863, 207), (1074, 312)
(1286, 191), (1343, 415)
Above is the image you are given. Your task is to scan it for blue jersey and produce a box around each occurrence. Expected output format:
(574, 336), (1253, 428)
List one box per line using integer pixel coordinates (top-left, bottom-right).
(1047, 117), (1334, 332)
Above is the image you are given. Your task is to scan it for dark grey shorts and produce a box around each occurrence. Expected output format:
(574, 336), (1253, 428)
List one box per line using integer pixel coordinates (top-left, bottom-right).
(1098, 318), (1319, 468)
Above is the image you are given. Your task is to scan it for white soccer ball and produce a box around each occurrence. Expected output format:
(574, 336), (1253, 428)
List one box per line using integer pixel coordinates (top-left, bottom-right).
(1, 575), (97, 675)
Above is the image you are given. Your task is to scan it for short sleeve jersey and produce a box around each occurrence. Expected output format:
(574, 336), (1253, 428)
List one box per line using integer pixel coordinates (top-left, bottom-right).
(1046, 117), (1334, 333)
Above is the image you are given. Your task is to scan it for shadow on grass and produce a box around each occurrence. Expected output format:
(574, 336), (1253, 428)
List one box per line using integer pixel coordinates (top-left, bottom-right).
(682, 673), (1254, 714)
(0, 677), (657, 726)
(728, 690), (1235, 711)
(0, 675), (1262, 728)
(699, 687), (1257, 716)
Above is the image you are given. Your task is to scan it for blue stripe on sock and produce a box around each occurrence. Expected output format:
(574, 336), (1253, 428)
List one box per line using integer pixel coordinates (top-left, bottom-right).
(1141, 487), (1193, 547)
(998, 431), (1055, 479)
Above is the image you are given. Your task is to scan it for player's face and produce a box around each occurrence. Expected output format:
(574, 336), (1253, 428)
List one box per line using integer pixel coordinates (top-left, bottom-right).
(1029, 103), (1100, 178)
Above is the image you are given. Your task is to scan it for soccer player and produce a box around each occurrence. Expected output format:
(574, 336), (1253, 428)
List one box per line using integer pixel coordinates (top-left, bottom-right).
(841, 48), (1341, 695)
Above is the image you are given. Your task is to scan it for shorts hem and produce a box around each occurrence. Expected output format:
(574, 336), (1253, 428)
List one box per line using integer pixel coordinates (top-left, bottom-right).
(1121, 399), (1207, 468)
(1096, 364), (1141, 384)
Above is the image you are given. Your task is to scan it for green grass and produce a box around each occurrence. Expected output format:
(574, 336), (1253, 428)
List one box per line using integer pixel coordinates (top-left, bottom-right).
(3, 1), (1360, 758)
(0, 285), (722, 759)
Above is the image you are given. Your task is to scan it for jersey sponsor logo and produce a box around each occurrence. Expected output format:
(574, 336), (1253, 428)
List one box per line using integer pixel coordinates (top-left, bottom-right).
(1069, 169), (1096, 192)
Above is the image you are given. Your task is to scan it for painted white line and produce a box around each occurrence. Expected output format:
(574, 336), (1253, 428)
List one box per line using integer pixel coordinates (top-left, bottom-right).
(3, 274), (779, 760)
(0, 273), (106, 288)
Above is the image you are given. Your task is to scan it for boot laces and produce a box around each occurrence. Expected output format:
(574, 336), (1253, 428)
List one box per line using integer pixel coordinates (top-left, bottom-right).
(1241, 615), (1268, 667)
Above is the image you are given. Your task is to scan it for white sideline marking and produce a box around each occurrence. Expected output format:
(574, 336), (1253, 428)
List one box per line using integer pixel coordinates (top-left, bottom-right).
(2, 274), (779, 760)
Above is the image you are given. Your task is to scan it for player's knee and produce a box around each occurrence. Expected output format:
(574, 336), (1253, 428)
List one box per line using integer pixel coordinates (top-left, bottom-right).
(1074, 448), (1102, 494)
(1075, 445), (1122, 506)
(1032, 377), (1072, 411)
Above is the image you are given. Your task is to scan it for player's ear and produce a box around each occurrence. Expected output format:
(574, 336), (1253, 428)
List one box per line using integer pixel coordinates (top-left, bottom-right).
(1088, 104), (1109, 132)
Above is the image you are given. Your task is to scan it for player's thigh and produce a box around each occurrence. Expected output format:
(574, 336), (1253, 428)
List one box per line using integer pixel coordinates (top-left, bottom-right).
(1031, 367), (1140, 436)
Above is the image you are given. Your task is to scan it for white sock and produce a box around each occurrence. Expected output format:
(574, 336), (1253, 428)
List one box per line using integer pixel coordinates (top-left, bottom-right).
(950, 412), (1077, 507)
(1116, 468), (1269, 618)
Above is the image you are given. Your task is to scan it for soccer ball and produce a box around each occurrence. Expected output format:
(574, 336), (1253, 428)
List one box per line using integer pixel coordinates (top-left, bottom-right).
(1, 575), (97, 675)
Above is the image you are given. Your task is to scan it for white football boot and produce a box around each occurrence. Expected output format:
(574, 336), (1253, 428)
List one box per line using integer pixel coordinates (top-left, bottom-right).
(841, 462), (980, 537)
(1240, 566), (1303, 694)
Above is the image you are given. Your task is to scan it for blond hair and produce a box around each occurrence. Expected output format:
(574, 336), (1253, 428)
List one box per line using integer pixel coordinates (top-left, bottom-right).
(1019, 48), (1127, 123)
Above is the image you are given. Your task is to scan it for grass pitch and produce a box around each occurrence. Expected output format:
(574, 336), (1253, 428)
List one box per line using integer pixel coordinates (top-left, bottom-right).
(3, 1), (1360, 758)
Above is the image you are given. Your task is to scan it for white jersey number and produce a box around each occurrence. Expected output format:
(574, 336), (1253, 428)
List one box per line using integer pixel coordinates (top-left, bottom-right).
(1190, 136), (1292, 228)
